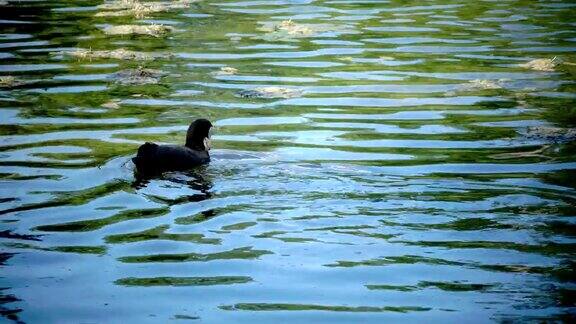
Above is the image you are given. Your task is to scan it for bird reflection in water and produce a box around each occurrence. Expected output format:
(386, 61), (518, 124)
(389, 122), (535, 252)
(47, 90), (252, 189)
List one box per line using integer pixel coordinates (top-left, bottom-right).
(132, 166), (214, 204)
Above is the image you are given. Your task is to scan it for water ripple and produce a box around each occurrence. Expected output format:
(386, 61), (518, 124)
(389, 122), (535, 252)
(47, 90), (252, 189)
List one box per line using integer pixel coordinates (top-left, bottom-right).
(1, 0), (575, 322)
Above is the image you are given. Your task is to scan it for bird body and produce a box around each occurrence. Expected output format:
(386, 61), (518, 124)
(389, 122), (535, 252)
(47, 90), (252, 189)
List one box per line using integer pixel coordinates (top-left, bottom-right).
(132, 119), (213, 175)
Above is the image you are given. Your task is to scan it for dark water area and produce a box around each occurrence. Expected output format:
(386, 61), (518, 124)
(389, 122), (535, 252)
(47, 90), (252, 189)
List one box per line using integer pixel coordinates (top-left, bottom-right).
(1, 0), (576, 322)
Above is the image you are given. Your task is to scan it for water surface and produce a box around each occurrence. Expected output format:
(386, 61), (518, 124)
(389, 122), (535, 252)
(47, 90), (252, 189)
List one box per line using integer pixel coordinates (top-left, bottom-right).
(1, 0), (576, 322)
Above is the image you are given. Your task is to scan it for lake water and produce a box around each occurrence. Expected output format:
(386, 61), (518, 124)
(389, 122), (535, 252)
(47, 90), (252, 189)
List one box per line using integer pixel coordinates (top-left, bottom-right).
(1, 0), (576, 322)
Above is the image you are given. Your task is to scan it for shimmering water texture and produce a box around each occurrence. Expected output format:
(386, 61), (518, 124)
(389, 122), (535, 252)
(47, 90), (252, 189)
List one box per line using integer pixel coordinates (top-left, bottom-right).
(1, 0), (576, 323)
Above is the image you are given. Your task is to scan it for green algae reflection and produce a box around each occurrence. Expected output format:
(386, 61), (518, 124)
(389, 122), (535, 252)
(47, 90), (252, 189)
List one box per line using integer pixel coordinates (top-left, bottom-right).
(105, 224), (221, 245)
(118, 246), (272, 263)
(34, 207), (169, 232)
(116, 276), (253, 287)
(219, 303), (431, 313)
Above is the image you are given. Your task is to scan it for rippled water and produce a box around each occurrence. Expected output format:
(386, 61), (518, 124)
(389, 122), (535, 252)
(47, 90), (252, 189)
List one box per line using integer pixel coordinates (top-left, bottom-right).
(1, 0), (576, 322)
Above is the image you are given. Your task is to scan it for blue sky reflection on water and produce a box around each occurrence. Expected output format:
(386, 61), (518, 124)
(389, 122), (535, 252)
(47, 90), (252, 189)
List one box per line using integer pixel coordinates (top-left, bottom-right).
(1, 0), (575, 322)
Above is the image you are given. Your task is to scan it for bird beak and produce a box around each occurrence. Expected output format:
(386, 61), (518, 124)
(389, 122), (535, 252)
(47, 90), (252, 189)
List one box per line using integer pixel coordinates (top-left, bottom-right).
(203, 137), (211, 151)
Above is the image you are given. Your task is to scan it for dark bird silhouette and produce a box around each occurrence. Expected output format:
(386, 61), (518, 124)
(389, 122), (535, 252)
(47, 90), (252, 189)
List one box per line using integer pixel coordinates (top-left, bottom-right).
(132, 119), (213, 175)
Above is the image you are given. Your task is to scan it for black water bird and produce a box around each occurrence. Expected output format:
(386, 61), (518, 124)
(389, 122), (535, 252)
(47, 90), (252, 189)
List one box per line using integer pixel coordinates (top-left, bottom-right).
(132, 119), (213, 175)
